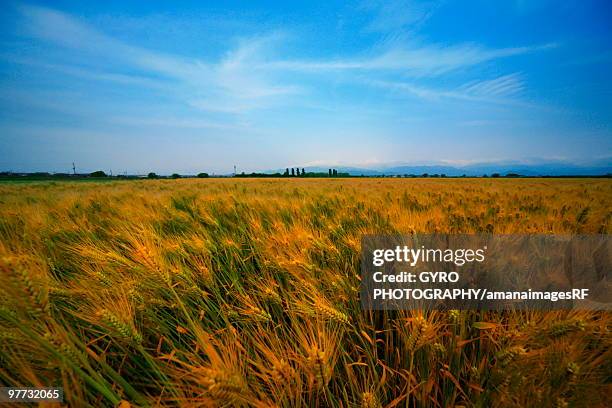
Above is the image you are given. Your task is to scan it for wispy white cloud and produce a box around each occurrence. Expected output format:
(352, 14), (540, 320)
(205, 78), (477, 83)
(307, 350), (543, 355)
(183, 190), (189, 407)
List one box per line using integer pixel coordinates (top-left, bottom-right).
(16, 4), (553, 106)
(360, 0), (439, 32)
(458, 73), (525, 98)
(17, 5), (299, 114)
(110, 116), (249, 131)
(0, 55), (170, 90)
(368, 73), (537, 108)
(10, 1), (558, 135)
(261, 42), (556, 76)
(19, 5), (199, 79)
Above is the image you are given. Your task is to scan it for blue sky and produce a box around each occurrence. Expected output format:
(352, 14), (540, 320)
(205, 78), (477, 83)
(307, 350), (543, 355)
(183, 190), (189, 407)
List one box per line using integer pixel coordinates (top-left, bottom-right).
(0, 0), (611, 174)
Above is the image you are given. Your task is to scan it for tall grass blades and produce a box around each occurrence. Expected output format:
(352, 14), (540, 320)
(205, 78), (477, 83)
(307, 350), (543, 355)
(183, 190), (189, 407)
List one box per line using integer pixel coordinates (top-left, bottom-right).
(0, 178), (610, 406)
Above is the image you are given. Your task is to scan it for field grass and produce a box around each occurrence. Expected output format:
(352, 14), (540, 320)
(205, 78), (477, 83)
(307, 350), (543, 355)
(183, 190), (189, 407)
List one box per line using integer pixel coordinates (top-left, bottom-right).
(0, 178), (610, 407)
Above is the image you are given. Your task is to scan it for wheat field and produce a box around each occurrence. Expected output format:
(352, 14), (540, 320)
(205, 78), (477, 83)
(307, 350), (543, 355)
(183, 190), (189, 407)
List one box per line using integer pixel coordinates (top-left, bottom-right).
(0, 178), (610, 407)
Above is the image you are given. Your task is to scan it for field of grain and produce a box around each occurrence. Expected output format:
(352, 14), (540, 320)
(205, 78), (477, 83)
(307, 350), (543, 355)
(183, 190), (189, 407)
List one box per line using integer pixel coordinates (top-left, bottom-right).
(0, 178), (610, 407)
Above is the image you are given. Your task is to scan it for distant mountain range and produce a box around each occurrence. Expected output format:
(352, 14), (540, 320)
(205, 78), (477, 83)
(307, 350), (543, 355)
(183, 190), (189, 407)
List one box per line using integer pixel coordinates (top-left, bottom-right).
(271, 159), (612, 177)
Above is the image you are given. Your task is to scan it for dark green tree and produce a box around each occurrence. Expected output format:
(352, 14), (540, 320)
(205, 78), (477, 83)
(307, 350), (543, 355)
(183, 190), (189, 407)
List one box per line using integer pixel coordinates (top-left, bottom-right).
(197, 172), (209, 178)
(171, 173), (181, 179)
(90, 170), (107, 177)
(291, 168), (295, 176)
(147, 172), (157, 179)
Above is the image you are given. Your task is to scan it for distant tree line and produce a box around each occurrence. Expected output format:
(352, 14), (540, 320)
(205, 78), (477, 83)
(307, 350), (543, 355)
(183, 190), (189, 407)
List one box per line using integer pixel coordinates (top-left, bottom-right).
(234, 168), (350, 178)
(283, 168), (306, 176)
(1, 170), (610, 180)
